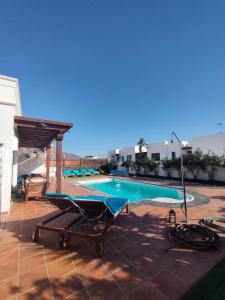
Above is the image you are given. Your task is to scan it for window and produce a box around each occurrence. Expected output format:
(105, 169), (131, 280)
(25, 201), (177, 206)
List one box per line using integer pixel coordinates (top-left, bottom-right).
(151, 153), (160, 161)
(135, 152), (147, 161)
(127, 155), (132, 161)
(187, 150), (192, 154)
(171, 152), (176, 160)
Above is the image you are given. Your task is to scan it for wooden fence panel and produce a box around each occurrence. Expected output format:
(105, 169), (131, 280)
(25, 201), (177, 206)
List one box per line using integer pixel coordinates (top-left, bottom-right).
(49, 159), (107, 169)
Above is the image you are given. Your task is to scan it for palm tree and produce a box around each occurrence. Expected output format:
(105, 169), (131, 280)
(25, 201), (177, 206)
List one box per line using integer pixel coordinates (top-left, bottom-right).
(137, 138), (148, 153)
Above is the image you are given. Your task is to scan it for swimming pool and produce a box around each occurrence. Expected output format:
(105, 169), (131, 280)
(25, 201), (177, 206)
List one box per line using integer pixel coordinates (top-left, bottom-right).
(79, 178), (194, 204)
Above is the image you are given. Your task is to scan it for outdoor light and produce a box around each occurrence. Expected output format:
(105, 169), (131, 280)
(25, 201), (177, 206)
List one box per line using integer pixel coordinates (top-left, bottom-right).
(168, 209), (176, 224)
(170, 131), (188, 223)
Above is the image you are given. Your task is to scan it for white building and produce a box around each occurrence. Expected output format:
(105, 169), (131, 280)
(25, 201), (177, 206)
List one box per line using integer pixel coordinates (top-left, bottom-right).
(0, 75), (21, 212)
(108, 145), (147, 167)
(191, 133), (225, 156)
(108, 133), (225, 180)
(147, 140), (191, 161)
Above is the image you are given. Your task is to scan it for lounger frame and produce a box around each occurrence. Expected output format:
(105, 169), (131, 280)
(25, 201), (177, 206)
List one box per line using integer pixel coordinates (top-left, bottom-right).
(32, 194), (128, 257)
(65, 199), (129, 256)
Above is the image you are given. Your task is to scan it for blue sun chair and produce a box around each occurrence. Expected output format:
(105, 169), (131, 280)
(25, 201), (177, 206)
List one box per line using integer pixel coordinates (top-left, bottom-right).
(33, 193), (128, 257)
(72, 169), (84, 177)
(80, 169), (92, 176)
(63, 169), (75, 178)
(88, 168), (100, 175)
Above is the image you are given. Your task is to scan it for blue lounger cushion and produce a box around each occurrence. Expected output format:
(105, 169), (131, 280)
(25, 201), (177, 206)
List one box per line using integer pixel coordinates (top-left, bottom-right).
(45, 192), (75, 202)
(75, 195), (128, 216)
(45, 193), (128, 217)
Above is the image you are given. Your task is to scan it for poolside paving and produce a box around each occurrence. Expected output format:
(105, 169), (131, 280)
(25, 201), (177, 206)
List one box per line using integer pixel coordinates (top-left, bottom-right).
(0, 177), (225, 299)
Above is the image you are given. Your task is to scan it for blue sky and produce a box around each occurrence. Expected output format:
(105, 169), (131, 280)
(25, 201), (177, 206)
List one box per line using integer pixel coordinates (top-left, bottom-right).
(0, 1), (225, 156)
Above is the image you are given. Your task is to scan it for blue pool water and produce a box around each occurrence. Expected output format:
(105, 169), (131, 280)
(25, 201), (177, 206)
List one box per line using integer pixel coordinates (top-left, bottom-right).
(81, 179), (189, 203)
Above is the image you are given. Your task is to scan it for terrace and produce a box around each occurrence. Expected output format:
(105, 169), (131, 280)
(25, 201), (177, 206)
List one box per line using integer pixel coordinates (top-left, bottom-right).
(1, 177), (225, 299)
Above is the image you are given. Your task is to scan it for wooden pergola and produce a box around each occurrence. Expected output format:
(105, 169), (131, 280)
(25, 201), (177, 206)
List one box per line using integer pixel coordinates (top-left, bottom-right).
(14, 116), (73, 193)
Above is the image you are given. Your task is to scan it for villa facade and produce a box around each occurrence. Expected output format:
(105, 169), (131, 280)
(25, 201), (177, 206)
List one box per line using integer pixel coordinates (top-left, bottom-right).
(0, 75), (21, 212)
(108, 132), (225, 180)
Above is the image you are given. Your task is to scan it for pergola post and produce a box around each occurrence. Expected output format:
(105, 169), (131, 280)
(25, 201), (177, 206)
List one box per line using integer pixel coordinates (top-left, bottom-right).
(46, 145), (51, 188)
(56, 134), (63, 193)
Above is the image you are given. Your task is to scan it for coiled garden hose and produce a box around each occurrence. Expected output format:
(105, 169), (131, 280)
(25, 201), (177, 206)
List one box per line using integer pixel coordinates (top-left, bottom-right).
(166, 223), (221, 251)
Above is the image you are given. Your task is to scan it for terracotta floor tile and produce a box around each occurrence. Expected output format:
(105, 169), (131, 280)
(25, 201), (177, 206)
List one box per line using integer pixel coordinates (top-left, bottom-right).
(0, 276), (19, 299)
(123, 231), (149, 244)
(183, 252), (216, 273)
(101, 250), (130, 274)
(0, 261), (18, 282)
(47, 256), (76, 279)
(66, 288), (90, 300)
(127, 281), (167, 300)
(151, 269), (188, 300)
(51, 270), (84, 299)
(111, 264), (145, 294)
(0, 248), (19, 267)
(17, 282), (53, 300)
(120, 244), (147, 262)
(78, 260), (110, 288)
(71, 248), (98, 271)
(44, 248), (71, 264)
(86, 274), (124, 300)
(169, 259), (205, 287)
(20, 244), (44, 260)
(150, 248), (183, 268)
(200, 247), (225, 264)
(18, 266), (49, 293)
(132, 255), (165, 280)
(1, 179), (225, 300)
(109, 236), (134, 251)
(19, 253), (45, 274)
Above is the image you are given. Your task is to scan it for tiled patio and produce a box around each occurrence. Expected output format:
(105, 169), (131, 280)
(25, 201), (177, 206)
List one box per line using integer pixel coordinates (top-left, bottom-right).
(1, 177), (225, 300)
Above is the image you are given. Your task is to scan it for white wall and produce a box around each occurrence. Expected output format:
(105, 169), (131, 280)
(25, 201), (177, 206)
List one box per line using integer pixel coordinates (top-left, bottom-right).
(0, 75), (21, 212)
(147, 141), (189, 161)
(108, 149), (120, 161)
(192, 133), (225, 156)
(120, 146), (135, 162)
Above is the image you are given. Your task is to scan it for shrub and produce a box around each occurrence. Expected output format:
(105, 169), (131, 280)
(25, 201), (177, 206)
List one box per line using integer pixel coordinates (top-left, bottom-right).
(161, 158), (173, 177)
(100, 161), (117, 174)
(121, 159), (132, 171)
(202, 152), (223, 181)
(184, 149), (206, 180)
(142, 158), (159, 175)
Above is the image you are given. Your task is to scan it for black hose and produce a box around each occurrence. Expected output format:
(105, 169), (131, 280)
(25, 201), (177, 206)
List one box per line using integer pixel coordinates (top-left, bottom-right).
(199, 216), (225, 232)
(166, 223), (221, 251)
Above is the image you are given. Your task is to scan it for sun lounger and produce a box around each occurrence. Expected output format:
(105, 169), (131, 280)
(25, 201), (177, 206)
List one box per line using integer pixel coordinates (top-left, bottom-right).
(72, 169), (84, 177)
(88, 168), (100, 175)
(66, 195), (129, 256)
(32, 193), (85, 247)
(80, 168), (92, 176)
(63, 169), (75, 178)
(33, 193), (128, 257)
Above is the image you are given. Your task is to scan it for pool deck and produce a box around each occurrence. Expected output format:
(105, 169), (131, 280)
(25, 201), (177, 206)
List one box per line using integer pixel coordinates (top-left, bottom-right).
(0, 176), (225, 299)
